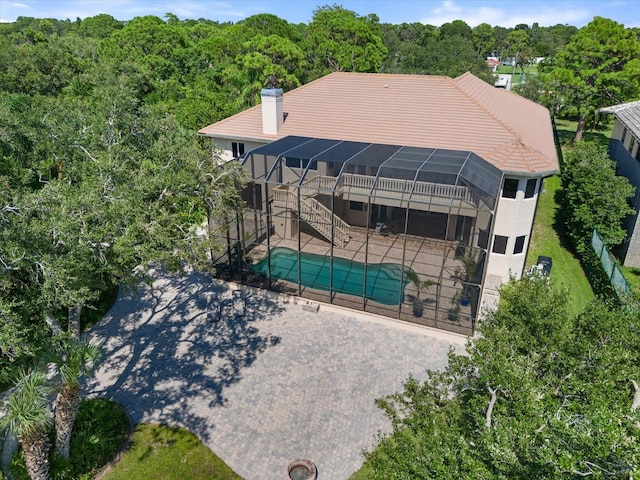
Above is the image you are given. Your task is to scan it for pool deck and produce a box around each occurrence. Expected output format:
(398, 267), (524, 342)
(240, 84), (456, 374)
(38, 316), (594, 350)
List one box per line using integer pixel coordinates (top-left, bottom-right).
(246, 227), (476, 334)
(85, 269), (466, 480)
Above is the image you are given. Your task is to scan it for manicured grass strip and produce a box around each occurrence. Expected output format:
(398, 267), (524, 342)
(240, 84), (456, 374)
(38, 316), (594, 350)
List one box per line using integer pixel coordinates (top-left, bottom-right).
(102, 424), (243, 480)
(526, 175), (593, 317)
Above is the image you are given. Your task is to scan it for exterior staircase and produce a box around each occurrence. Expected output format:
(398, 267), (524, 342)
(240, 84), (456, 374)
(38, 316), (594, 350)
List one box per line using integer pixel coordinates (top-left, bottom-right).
(272, 187), (350, 247)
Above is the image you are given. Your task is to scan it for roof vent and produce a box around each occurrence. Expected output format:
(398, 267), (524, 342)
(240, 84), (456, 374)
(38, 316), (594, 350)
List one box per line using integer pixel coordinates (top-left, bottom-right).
(261, 88), (284, 135)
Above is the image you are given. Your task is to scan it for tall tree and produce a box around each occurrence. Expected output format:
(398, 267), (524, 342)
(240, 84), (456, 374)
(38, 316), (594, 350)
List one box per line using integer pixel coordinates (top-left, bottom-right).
(543, 17), (640, 141)
(439, 19), (473, 41)
(0, 371), (53, 480)
(307, 5), (387, 76)
(223, 34), (305, 109)
(504, 29), (533, 74)
(239, 13), (302, 42)
(472, 22), (495, 55)
(43, 334), (101, 459)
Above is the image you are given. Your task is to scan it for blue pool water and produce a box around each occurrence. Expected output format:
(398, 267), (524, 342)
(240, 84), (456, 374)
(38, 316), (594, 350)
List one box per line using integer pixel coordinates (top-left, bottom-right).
(252, 247), (410, 306)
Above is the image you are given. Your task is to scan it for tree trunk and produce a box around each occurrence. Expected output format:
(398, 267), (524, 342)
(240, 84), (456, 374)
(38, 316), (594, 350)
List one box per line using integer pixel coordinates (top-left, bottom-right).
(54, 384), (82, 459)
(21, 431), (51, 480)
(573, 114), (587, 142)
(1, 431), (18, 479)
(68, 305), (82, 338)
(45, 311), (64, 336)
(486, 385), (498, 429)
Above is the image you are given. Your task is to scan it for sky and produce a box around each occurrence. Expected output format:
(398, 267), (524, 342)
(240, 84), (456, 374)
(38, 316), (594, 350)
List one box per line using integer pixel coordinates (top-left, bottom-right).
(1, 0), (639, 28)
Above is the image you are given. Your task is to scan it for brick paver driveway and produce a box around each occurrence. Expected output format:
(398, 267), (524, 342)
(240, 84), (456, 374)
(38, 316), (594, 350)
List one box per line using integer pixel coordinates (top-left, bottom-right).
(86, 269), (466, 480)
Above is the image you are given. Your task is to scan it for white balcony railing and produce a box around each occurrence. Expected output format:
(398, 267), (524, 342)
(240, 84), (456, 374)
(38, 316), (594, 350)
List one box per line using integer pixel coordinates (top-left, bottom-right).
(300, 174), (476, 203)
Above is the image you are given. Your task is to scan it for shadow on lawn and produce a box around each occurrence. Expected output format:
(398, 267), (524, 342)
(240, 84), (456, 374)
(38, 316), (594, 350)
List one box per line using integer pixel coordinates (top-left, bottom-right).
(84, 268), (284, 443)
(552, 187), (576, 254)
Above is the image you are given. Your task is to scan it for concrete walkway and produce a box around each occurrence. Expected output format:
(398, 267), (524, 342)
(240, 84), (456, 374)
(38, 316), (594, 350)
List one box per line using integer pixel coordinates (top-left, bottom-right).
(85, 270), (466, 480)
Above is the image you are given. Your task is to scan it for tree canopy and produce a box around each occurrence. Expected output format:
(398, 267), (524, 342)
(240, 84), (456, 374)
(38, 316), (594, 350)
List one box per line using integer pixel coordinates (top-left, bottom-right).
(307, 5), (387, 76)
(364, 277), (640, 478)
(560, 142), (635, 253)
(542, 17), (640, 141)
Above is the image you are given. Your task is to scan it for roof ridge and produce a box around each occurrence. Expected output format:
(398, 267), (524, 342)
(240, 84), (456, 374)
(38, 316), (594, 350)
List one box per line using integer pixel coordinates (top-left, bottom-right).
(447, 74), (521, 142)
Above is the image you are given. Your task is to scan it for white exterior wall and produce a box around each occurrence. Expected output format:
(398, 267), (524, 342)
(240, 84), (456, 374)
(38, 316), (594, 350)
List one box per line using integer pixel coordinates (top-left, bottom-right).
(479, 176), (541, 318)
(486, 177), (540, 280)
(611, 118), (626, 142)
(215, 139), (266, 163)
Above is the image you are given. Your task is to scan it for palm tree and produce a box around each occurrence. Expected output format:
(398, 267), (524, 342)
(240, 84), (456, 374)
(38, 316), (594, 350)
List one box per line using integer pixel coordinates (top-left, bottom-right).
(44, 335), (101, 459)
(0, 370), (53, 480)
(405, 269), (436, 317)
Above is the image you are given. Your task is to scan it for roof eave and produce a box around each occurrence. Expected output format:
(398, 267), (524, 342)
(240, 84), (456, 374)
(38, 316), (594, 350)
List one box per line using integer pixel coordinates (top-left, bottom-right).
(197, 131), (278, 144)
(501, 168), (559, 178)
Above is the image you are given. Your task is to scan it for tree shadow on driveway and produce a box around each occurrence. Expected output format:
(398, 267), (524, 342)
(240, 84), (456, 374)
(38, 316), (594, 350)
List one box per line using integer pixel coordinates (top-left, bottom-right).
(84, 268), (284, 443)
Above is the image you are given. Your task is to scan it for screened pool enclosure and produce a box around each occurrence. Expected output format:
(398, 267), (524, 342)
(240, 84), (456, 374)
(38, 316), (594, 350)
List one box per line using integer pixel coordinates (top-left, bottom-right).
(230, 136), (503, 335)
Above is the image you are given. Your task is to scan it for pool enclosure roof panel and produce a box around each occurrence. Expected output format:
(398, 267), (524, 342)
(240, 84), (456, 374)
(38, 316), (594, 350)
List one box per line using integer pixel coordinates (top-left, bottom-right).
(246, 135), (502, 209)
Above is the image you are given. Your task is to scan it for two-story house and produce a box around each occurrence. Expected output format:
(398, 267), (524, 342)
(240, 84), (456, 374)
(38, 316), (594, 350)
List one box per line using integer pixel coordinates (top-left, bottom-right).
(199, 72), (558, 334)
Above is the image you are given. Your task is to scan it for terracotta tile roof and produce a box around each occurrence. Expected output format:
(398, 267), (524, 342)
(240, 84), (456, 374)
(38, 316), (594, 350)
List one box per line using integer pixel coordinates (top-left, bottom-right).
(198, 72), (558, 175)
(601, 99), (640, 140)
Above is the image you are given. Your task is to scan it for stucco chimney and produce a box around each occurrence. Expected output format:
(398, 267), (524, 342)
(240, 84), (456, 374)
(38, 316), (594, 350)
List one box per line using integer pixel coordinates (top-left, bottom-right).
(261, 88), (284, 135)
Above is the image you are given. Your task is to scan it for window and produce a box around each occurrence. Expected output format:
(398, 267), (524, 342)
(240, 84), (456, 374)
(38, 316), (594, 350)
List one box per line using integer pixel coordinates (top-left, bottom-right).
(492, 235), (508, 254)
(636, 146), (640, 162)
(284, 157), (317, 170)
(514, 235), (526, 254)
(502, 178), (519, 199)
(285, 157), (300, 168)
(349, 201), (364, 211)
(629, 137), (636, 154)
(621, 127), (627, 144)
(231, 142), (245, 158)
(524, 179), (538, 198)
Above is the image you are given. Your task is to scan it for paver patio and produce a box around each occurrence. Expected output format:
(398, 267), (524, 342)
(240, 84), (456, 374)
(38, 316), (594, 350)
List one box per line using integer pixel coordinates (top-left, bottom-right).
(85, 269), (466, 480)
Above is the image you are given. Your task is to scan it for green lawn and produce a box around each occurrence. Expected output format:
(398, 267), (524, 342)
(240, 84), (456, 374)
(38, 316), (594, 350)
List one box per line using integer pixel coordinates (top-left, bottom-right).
(553, 118), (612, 148)
(102, 424), (243, 480)
(619, 265), (640, 291)
(494, 64), (538, 75)
(524, 117), (618, 316)
(526, 175), (593, 316)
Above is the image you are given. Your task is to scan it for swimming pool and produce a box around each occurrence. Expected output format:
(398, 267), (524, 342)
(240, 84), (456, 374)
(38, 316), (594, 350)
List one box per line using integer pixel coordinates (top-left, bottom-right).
(252, 247), (410, 306)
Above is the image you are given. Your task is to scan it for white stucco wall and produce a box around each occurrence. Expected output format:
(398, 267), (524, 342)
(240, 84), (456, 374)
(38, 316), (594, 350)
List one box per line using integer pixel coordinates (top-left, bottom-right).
(486, 176), (541, 281)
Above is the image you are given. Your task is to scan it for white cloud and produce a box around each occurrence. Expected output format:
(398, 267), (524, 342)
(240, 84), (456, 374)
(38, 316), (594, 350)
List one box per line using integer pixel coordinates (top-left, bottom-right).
(419, 0), (593, 27)
(433, 0), (462, 15)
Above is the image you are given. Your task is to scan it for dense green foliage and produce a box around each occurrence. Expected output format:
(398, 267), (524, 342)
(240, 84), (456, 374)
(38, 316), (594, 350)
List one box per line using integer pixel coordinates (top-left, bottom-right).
(560, 142), (635, 254)
(0, 15), (253, 387)
(363, 277), (640, 478)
